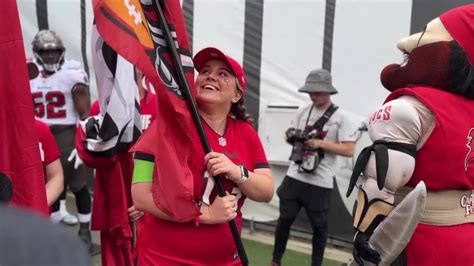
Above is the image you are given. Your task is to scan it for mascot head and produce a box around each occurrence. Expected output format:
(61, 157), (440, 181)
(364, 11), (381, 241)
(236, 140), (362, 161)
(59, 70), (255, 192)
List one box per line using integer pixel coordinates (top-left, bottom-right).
(380, 4), (474, 98)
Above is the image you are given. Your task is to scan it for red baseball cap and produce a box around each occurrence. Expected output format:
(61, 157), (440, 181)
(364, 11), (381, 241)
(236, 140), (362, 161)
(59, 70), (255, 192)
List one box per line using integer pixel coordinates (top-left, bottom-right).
(439, 4), (474, 66)
(193, 47), (247, 92)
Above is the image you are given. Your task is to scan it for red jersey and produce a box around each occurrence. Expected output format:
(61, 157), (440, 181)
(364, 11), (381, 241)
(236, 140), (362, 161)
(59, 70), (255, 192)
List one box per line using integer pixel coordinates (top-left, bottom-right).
(386, 86), (474, 190)
(139, 91), (157, 131)
(136, 116), (269, 265)
(86, 94), (157, 265)
(36, 120), (60, 166)
(386, 87), (474, 265)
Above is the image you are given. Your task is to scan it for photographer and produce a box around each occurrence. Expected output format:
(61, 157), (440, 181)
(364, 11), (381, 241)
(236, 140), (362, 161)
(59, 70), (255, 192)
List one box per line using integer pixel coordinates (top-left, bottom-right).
(271, 69), (358, 266)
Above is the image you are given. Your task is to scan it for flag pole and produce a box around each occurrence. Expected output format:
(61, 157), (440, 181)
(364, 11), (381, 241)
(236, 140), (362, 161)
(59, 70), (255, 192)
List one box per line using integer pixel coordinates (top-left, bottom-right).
(151, 1), (249, 265)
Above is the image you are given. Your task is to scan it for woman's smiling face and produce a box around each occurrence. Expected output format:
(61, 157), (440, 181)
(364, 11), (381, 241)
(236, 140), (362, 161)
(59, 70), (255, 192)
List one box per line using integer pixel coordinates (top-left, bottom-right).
(195, 59), (242, 107)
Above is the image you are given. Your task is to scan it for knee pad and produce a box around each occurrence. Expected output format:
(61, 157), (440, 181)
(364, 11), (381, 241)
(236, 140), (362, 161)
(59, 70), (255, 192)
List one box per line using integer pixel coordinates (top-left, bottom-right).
(353, 187), (393, 234)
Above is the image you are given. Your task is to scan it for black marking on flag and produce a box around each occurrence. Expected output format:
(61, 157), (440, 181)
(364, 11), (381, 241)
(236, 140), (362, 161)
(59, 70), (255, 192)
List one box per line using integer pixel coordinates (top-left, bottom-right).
(154, 46), (183, 99)
(145, 13), (164, 31)
(322, 0), (336, 71)
(102, 42), (118, 77)
(141, 2), (156, 12)
(243, 0), (264, 129)
(36, 0), (49, 30)
(100, 113), (120, 141)
(177, 47), (192, 57)
(99, 6), (139, 41)
(176, 47), (194, 71)
(134, 99), (142, 139)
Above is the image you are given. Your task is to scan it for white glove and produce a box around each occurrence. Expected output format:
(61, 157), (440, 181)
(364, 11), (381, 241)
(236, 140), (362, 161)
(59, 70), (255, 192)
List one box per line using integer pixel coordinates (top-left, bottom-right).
(67, 148), (83, 170)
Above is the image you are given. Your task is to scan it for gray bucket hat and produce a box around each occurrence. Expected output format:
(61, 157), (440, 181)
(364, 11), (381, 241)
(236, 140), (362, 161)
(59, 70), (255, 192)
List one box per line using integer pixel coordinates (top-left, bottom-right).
(298, 69), (338, 94)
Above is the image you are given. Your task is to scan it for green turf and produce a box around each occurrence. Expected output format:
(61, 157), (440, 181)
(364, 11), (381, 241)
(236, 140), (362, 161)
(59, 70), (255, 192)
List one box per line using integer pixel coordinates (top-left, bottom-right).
(243, 238), (344, 266)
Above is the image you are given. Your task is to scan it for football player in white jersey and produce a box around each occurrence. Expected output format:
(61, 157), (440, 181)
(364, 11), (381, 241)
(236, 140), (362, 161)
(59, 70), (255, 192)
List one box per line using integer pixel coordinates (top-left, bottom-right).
(29, 30), (97, 254)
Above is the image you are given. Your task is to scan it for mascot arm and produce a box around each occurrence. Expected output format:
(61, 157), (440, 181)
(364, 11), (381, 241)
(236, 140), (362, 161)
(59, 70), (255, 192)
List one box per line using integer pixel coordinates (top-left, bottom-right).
(354, 96), (423, 229)
(349, 96), (430, 264)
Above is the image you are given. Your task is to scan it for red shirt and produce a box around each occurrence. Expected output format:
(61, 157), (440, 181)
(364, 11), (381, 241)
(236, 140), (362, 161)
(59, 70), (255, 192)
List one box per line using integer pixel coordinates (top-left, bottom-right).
(36, 120), (60, 166)
(386, 86), (474, 190)
(387, 86), (474, 265)
(139, 91), (157, 131)
(136, 116), (269, 265)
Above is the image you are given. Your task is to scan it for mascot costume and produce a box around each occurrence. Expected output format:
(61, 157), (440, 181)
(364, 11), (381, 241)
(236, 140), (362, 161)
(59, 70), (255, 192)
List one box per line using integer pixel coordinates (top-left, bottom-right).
(347, 4), (474, 265)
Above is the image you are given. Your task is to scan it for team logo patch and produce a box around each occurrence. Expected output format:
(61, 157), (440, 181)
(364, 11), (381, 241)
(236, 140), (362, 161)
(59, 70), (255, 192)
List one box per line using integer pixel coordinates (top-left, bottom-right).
(155, 46), (182, 98)
(464, 128), (474, 172)
(460, 191), (474, 217)
(218, 136), (227, 147)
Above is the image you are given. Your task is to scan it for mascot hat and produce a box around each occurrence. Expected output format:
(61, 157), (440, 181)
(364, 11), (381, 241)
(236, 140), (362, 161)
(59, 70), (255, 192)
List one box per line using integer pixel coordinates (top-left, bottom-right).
(439, 4), (474, 66)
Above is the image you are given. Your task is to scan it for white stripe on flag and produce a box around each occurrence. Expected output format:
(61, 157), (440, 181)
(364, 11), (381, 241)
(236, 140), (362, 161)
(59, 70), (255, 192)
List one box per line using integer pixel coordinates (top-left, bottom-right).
(80, 25), (141, 154)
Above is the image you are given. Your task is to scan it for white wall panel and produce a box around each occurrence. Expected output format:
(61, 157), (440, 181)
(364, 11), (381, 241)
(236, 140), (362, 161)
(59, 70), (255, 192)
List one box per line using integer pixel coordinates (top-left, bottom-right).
(259, 0), (326, 108)
(331, 0), (412, 119)
(17, 0), (39, 60)
(193, 0), (246, 64)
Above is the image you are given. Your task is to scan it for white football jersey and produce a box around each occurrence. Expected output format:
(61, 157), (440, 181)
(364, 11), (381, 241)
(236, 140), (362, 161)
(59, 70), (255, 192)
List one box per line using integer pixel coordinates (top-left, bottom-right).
(30, 60), (89, 125)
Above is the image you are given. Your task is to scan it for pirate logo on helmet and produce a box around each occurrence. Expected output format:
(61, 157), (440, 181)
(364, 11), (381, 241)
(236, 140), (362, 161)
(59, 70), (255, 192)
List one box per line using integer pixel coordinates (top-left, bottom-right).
(32, 30), (66, 73)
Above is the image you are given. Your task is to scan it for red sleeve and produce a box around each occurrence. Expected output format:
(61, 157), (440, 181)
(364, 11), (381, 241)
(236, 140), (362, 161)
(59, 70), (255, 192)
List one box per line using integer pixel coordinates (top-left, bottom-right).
(36, 120), (60, 165)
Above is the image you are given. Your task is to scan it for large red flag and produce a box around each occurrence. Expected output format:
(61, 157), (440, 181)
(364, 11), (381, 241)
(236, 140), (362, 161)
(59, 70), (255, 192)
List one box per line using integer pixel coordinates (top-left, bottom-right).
(0, 0), (48, 215)
(93, 0), (199, 221)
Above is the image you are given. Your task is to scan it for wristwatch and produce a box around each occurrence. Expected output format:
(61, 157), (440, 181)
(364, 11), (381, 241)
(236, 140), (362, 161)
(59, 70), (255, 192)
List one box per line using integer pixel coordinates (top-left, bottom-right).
(235, 165), (249, 184)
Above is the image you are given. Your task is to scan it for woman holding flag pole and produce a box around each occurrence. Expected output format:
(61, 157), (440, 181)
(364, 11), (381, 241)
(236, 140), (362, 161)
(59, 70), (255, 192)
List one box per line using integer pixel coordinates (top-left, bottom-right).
(131, 47), (275, 265)
(90, 0), (268, 263)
